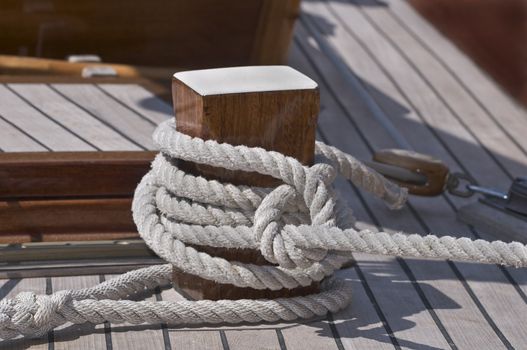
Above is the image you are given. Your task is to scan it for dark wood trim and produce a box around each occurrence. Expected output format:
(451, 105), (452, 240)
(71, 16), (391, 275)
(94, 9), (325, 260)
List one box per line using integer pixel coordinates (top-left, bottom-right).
(0, 197), (136, 235)
(0, 151), (154, 200)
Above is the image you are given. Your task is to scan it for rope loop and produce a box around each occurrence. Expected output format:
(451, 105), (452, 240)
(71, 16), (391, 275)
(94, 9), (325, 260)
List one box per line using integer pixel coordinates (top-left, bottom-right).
(253, 161), (338, 268)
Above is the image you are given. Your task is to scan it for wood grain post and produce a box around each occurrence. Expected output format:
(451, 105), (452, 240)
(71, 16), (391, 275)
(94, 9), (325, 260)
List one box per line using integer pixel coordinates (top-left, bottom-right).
(171, 66), (320, 300)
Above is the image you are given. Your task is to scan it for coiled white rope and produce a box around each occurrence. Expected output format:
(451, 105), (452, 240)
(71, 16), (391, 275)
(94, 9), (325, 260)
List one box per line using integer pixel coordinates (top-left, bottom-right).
(1, 120), (526, 340)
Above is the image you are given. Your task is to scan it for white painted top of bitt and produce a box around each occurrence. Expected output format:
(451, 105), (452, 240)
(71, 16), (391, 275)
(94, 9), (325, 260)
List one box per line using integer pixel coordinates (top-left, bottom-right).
(173, 66), (318, 96)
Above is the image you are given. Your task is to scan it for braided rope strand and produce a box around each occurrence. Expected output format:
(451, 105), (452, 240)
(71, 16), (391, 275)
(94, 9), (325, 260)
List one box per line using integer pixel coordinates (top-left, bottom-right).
(0, 119), (525, 340)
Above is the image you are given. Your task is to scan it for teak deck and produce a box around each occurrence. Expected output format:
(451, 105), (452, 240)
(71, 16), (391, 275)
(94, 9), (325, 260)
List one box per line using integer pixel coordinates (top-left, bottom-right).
(1, 0), (527, 349)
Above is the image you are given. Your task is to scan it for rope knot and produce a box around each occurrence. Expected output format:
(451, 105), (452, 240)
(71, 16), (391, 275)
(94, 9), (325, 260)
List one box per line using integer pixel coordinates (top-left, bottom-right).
(253, 162), (339, 269)
(253, 184), (298, 268)
(0, 291), (72, 338)
(306, 163), (336, 187)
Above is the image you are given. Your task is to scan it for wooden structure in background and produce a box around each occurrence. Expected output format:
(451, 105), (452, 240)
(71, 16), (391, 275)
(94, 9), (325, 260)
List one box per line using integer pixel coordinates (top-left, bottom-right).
(0, 0), (303, 243)
(0, 151), (153, 199)
(0, 152), (153, 241)
(0, 80), (172, 243)
(0, 55), (177, 82)
(410, 0), (527, 107)
(171, 66), (320, 300)
(0, 0), (300, 68)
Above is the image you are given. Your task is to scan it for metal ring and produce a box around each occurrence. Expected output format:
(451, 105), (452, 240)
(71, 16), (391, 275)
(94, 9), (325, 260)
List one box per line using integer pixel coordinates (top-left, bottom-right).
(446, 172), (477, 198)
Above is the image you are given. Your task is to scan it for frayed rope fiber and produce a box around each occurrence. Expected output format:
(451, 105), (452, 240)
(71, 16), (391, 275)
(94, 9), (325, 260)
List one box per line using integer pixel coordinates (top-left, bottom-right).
(1, 120), (526, 340)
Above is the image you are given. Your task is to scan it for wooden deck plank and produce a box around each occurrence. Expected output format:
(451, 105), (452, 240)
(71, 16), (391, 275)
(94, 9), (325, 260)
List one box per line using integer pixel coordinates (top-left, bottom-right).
(97, 84), (172, 126)
(335, 183), (456, 350)
(320, 0), (527, 333)
(166, 330), (223, 350)
(0, 84), (92, 151)
(315, 0), (521, 186)
(385, 0), (527, 153)
(506, 268), (527, 299)
(224, 329), (280, 350)
(52, 275), (107, 350)
(296, 2), (521, 348)
(161, 285), (341, 349)
(103, 274), (167, 350)
(302, 3), (527, 348)
(290, 31), (454, 350)
(358, 1), (527, 159)
(7, 84), (141, 151)
(330, 267), (398, 350)
(296, 2), (487, 212)
(291, 23), (507, 349)
(51, 84), (158, 150)
(0, 117), (47, 152)
(300, 0), (521, 233)
(280, 321), (340, 350)
(349, 0), (527, 173)
(330, 179), (463, 350)
(160, 286), (225, 349)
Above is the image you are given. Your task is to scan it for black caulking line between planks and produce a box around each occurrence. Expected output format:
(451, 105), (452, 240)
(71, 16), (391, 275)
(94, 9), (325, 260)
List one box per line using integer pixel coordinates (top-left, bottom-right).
(154, 287), (173, 350)
(99, 275), (114, 350)
(0, 112), (51, 151)
(47, 84), (148, 151)
(94, 84), (161, 127)
(3, 84), (99, 151)
(46, 277), (55, 350)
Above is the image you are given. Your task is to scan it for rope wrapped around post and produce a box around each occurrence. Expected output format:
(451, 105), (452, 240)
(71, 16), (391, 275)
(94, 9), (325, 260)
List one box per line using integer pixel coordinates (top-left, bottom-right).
(1, 120), (526, 340)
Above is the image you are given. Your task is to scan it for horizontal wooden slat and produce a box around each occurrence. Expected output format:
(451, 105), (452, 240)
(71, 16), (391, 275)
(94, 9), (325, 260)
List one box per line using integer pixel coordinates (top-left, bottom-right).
(0, 198), (135, 235)
(0, 151), (153, 199)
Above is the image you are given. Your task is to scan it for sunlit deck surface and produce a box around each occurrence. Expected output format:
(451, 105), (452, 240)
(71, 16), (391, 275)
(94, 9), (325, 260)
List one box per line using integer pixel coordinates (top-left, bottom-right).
(2, 0), (527, 349)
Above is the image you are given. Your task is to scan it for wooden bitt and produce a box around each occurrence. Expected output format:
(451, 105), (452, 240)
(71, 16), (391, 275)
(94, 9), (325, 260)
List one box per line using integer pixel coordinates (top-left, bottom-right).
(171, 66), (320, 300)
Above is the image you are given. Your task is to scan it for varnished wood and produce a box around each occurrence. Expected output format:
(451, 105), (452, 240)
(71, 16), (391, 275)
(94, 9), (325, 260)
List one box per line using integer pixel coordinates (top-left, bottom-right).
(0, 1), (299, 68)
(0, 198), (135, 236)
(0, 151), (154, 199)
(0, 81), (168, 244)
(171, 67), (319, 300)
(0, 232), (138, 244)
(409, 0), (527, 107)
(0, 55), (180, 81)
(172, 80), (319, 187)
(251, 0), (301, 64)
(172, 268), (319, 301)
